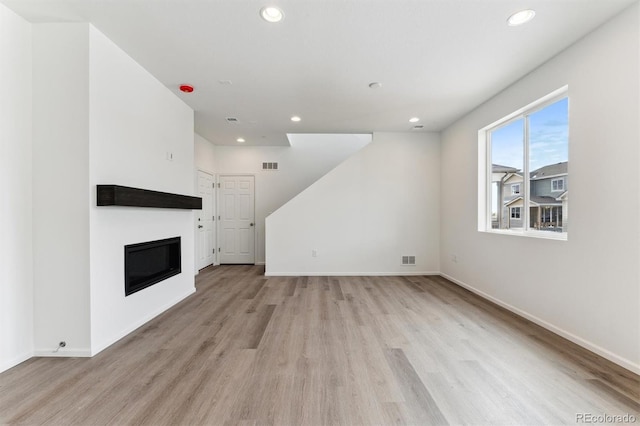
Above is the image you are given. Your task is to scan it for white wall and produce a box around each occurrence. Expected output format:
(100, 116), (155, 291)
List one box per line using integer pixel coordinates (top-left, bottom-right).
(29, 23), (197, 358)
(195, 133), (216, 174)
(88, 26), (196, 354)
(266, 132), (440, 275)
(0, 18), (197, 370)
(0, 4), (33, 372)
(440, 4), (639, 373)
(215, 133), (371, 264)
(32, 24), (91, 356)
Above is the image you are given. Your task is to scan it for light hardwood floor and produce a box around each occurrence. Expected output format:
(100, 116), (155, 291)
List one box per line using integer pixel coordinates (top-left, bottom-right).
(1, 266), (638, 425)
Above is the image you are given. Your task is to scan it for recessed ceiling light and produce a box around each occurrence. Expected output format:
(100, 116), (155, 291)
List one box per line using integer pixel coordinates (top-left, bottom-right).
(409, 117), (420, 123)
(260, 6), (284, 23)
(368, 82), (382, 89)
(290, 116), (301, 122)
(236, 138), (245, 143)
(507, 9), (536, 26)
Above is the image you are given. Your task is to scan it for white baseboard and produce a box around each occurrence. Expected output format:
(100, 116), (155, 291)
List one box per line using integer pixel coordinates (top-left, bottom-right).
(255, 261), (266, 266)
(440, 272), (640, 376)
(91, 287), (196, 356)
(0, 351), (34, 374)
(34, 348), (92, 357)
(265, 271), (439, 277)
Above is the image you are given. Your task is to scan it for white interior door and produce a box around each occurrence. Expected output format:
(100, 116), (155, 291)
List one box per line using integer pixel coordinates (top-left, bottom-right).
(197, 171), (215, 270)
(219, 175), (255, 264)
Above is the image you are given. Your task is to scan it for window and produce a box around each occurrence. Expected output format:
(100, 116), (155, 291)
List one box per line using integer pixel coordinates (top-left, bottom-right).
(540, 206), (562, 224)
(551, 178), (564, 192)
(479, 87), (569, 239)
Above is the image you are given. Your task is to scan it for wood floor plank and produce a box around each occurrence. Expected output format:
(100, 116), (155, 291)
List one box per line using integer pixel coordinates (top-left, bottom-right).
(329, 277), (345, 301)
(246, 304), (277, 349)
(384, 347), (449, 425)
(1, 265), (638, 425)
(284, 277), (297, 297)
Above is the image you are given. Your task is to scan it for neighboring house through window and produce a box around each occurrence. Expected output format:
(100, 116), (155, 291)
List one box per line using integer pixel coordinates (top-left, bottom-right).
(480, 87), (569, 238)
(551, 178), (564, 192)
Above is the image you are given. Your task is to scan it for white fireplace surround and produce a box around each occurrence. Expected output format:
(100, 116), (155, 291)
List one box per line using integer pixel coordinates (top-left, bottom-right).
(29, 24), (196, 359)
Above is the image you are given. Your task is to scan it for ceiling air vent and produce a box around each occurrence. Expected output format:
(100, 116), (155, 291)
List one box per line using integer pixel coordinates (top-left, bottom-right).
(226, 117), (239, 123)
(402, 255), (416, 265)
(262, 162), (279, 171)
(412, 125), (424, 130)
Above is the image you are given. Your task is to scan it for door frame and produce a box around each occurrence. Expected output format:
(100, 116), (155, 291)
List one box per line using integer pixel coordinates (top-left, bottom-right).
(195, 169), (217, 274)
(216, 174), (256, 265)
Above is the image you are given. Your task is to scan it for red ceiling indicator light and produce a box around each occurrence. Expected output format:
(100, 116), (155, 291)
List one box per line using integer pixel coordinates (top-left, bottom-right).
(179, 84), (194, 93)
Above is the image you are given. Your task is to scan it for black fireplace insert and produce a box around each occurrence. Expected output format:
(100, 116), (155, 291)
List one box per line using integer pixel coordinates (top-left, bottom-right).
(124, 237), (181, 296)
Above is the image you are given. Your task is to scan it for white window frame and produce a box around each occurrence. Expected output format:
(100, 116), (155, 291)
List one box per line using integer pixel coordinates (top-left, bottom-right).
(511, 184), (521, 195)
(477, 86), (568, 241)
(510, 207), (521, 219)
(551, 178), (564, 192)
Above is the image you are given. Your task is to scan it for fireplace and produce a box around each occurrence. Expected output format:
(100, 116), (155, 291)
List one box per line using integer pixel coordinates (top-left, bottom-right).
(124, 237), (181, 296)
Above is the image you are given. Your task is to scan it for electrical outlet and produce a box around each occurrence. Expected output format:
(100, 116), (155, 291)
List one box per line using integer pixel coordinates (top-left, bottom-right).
(451, 254), (458, 263)
(311, 249), (317, 257)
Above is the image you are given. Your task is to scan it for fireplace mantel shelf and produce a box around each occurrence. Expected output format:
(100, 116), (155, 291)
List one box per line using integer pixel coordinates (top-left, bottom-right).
(97, 185), (202, 210)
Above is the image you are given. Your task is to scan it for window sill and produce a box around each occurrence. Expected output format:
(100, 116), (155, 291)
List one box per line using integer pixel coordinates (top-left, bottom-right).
(482, 228), (568, 241)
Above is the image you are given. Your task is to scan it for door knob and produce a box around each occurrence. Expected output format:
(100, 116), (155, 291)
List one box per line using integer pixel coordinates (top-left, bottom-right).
(198, 225), (203, 229)
(250, 223), (254, 226)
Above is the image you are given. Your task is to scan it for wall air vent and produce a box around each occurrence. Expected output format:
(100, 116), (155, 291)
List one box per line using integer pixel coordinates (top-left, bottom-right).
(226, 117), (239, 122)
(262, 162), (279, 171)
(402, 255), (416, 265)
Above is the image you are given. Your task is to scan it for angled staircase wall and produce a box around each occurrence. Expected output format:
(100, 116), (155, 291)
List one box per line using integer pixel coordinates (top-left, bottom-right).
(266, 132), (440, 275)
(213, 133), (371, 264)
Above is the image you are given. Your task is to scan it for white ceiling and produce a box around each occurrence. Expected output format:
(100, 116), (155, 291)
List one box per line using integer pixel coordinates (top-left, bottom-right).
(3, 0), (636, 146)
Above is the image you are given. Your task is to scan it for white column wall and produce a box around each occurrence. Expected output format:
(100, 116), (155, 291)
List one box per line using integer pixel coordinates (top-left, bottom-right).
(32, 24), (91, 356)
(0, 4), (34, 372)
(440, 4), (639, 373)
(88, 26), (196, 355)
(3, 20), (197, 366)
(266, 132), (440, 275)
